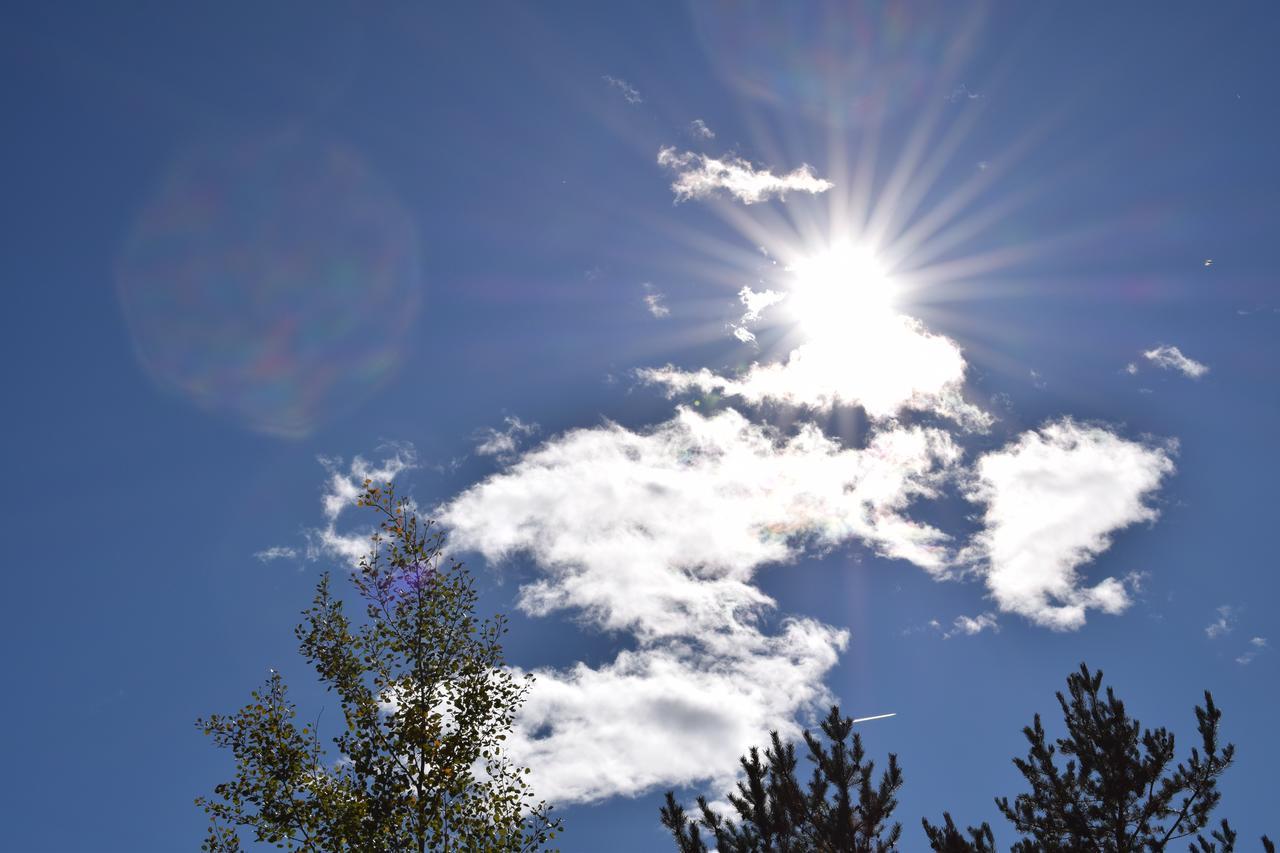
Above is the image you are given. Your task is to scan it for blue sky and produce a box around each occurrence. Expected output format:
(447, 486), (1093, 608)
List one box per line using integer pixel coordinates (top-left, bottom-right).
(3, 3), (1278, 849)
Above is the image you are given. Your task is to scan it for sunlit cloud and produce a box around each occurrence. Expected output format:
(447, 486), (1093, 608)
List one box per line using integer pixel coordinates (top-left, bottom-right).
(962, 420), (1176, 630)
(1143, 344), (1209, 379)
(436, 409), (966, 802)
(658, 147), (834, 205)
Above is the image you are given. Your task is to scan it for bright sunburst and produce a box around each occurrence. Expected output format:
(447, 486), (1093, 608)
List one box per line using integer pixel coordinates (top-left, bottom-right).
(785, 242), (898, 344)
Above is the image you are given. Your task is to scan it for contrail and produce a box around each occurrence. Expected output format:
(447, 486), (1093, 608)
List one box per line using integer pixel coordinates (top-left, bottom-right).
(851, 713), (897, 724)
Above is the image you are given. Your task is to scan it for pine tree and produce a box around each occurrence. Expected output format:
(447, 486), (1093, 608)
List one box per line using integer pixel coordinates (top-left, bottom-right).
(924, 663), (1272, 852)
(661, 705), (903, 852)
(196, 481), (560, 852)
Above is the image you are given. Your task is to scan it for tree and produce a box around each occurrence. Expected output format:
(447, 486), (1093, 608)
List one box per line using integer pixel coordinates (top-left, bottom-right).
(924, 663), (1273, 852)
(196, 481), (561, 852)
(660, 705), (903, 852)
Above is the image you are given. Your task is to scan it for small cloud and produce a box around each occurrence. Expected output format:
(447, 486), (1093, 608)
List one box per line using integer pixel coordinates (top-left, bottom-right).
(254, 546), (298, 562)
(1143, 345), (1209, 379)
(1125, 362), (1139, 375)
(1029, 369), (1047, 389)
(976, 160), (990, 171)
(738, 285), (786, 322)
(1205, 605), (1236, 639)
(657, 147), (833, 205)
(474, 416), (540, 461)
(731, 326), (757, 344)
(1236, 637), (1267, 666)
(584, 265), (603, 281)
(946, 84), (982, 103)
(688, 119), (716, 140)
(642, 283), (670, 318)
(944, 613), (999, 638)
(1203, 258), (1214, 267)
(602, 75), (643, 104)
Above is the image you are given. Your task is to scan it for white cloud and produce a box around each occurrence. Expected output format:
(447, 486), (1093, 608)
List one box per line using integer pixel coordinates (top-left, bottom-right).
(474, 416), (540, 461)
(689, 119), (716, 140)
(738, 286), (785, 322)
(509, 618), (845, 803)
(254, 546), (298, 562)
(310, 446), (419, 564)
(602, 75), (642, 104)
(732, 326), (757, 344)
(1205, 605), (1236, 639)
(445, 408), (964, 639)
(1236, 636), (1267, 666)
(642, 283), (671, 318)
(1143, 345), (1209, 379)
(439, 407), (967, 802)
(944, 612), (999, 638)
(657, 147), (833, 205)
(962, 420), (1175, 630)
(640, 314), (990, 429)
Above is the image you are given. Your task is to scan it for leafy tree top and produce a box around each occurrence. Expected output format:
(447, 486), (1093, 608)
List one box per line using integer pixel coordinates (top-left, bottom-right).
(196, 481), (560, 852)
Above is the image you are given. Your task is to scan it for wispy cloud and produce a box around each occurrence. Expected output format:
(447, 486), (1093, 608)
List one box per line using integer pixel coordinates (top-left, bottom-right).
(474, 416), (539, 462)
(1236, 636), (1267, 665)
(944, 613), (999, 638)
(657, 147), (833, 205)
(602, 75), (642, 104)
(1143, 345), (1209, 379)
(962, 420), (1176, 630)
(1205, 605), (1236, 639)
(642, 282), (671, 318)
(254, 546), (297, 562)
(310, 446), (419, 564)
(946, 84), (982, 103)
(688, 119), (716, 140)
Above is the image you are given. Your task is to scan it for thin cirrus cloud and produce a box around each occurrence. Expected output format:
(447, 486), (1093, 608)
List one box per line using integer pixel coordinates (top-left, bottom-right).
(1143, 344), (1209, 378)
(657, 147), (833, 205)
(961, 420), (1176, 631)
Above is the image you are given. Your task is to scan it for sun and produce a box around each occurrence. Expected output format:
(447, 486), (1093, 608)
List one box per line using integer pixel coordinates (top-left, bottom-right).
(785, 242), (898, 345)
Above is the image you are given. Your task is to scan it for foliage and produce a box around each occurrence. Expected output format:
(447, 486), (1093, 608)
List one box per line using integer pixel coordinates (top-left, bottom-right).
(660, 705), (903, 852)
(196, 481), (560, 852)
(923, 663), (1273, 852)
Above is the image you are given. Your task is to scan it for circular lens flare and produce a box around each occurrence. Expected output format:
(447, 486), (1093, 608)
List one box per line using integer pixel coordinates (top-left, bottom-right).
(787, 243), (897, 344)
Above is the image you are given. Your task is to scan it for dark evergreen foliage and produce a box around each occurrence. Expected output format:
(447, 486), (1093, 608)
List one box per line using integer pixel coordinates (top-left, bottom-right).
(660, 705), (903, 852)
(923, 663), (1269, 852)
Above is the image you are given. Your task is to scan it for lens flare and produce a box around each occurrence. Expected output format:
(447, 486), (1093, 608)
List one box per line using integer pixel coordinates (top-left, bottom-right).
(116, 134), (422, 438)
